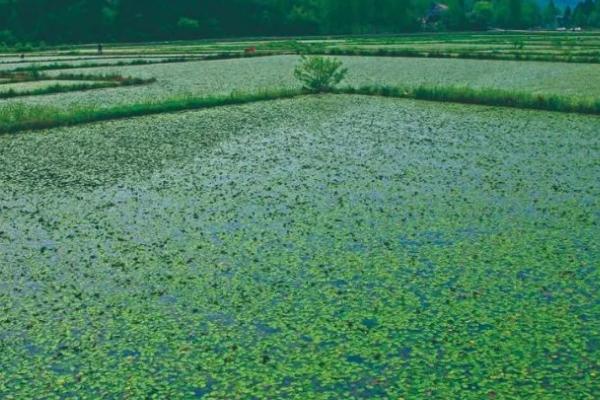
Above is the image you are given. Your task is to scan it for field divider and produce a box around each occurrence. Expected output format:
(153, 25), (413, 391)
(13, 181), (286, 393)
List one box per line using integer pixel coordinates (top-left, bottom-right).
(1, 84), (598, 135)
(334, 85), (600, 115)
(0, 88), (304, 134)
(0, 73), (156, 99)
(7, 52), (295, 72)
(310, 48), (600, 64)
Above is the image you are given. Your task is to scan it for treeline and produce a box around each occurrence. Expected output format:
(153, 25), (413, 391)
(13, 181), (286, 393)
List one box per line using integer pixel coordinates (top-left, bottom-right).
(0, 0), (599, 47)
(560, 0), (600, 27)
(466, 0), (600, 30)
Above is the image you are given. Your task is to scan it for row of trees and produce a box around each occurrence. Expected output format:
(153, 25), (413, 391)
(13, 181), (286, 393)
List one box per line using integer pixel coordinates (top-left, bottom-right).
(440, 0), (547, 30)
(0, 0), (598, 46)
(439, 0), (600, 31)
(562, 0), (600, 27)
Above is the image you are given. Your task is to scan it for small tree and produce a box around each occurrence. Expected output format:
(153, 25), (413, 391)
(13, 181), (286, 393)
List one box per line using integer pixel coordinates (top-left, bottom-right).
(294, 56), (348, 93)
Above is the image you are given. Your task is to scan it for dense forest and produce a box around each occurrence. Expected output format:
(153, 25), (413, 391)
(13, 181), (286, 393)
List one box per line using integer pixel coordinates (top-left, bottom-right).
(0, 0), (599, 46)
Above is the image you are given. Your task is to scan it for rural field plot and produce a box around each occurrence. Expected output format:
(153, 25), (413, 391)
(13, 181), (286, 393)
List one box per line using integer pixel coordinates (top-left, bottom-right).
(5, 54), (600, 111)
(0, 95), (598, 398)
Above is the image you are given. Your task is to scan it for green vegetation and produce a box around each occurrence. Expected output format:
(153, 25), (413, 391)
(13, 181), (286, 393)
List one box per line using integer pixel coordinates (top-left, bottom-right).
(1, 95), (598, 398)
(319, 46), (600, 64)
(0, 89), (302, 134)
(5, 53), (597, 115)
(3, 0), (595, 47)
(4, 32), (600, 65)
(294, 56), (348, 92)
(1, 83), (598, 135)
(338, 84), (600, 114)
(0, 70), (154, 84)
(0, 31), (599, 400)
(0, 51), (599, 134)
(0, 81), (129, 99)
(6, 52), (286, 73)
(7, 57), (205, 72)
(0, 71), (156, 99)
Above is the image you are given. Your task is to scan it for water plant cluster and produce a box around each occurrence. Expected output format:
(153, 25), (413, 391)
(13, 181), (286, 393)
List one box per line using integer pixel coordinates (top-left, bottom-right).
(1, 95), (598, 398)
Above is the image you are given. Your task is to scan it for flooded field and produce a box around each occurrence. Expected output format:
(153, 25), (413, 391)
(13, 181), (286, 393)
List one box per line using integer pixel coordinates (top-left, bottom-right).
(1, 95), (598, 398)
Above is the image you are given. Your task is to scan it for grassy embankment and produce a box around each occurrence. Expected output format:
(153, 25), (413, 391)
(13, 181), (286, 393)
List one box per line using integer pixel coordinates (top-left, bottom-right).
(316, 47), (600, 64)
(337, 85), (600, 114)
(1, 84), (598, 135)
(6, 52), (291, 72)
(0, 71), (156, 99)
(0, 88), (301, 134)
(14, 49), (600, 69)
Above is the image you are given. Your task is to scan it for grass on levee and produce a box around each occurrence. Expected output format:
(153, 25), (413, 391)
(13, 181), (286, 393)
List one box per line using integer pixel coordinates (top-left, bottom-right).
(0, 69), (156, 84)
(0, 88), (304, 134)
(8, 52), (291, 72)
(316, 47), (600, 64)
(0, 74), (156, 99)
(337, 85), (600, 115)
(8, 57), (205, 72)
(0, 81), (121, 99)
(1, 84), (598, 134)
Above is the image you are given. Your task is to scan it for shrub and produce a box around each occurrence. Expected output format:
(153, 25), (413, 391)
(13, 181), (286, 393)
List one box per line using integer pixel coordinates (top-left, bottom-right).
(293, 56), (348, 93)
